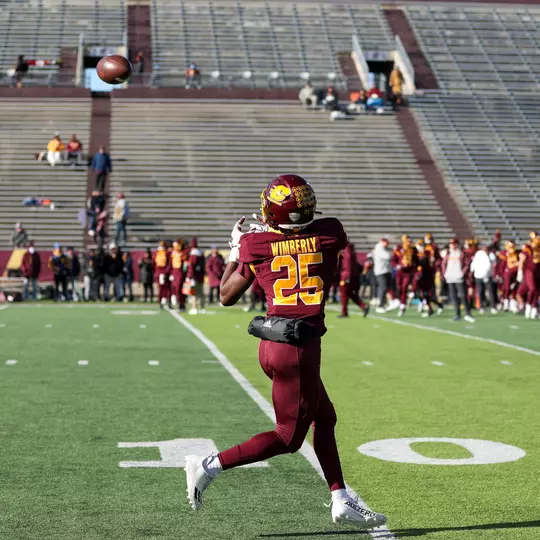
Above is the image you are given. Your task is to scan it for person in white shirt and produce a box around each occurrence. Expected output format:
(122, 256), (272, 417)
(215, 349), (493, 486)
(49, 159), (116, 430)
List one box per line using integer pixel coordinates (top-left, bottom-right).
(298, 83), (316, 108)
(372, 236), (398, 312)
(113, 193), (130, 246)
(442, 238), (475, 323)
(470, 245), (497, 314)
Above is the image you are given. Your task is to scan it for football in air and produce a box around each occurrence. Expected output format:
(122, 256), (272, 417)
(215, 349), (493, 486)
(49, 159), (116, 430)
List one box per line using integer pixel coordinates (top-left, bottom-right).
(97, 55), (132, 84)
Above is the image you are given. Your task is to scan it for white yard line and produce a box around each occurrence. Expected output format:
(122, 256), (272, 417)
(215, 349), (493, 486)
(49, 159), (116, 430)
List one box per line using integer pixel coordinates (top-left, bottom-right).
(0, 305), (9, 311)
(329, 307), (540, 358)
(167, 308), (394, 539)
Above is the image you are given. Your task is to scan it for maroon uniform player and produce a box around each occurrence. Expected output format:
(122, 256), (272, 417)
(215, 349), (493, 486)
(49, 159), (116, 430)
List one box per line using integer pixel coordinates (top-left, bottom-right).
(170, 239), (186, 310)
(392, 235), (418, 316)
(414, 240), (443, 317)
(205, 245), (225, 304)
(500, 240), (519, 312)
(338, 241), (369, 318)
(186, 237), (206, 314)
(184, 174), (387, 529)
(516, 231), (537, 316)
(154, 241), (171, 308)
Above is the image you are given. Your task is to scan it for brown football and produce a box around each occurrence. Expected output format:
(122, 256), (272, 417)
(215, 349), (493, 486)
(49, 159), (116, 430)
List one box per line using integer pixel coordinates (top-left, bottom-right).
(97, 55), (132, 84)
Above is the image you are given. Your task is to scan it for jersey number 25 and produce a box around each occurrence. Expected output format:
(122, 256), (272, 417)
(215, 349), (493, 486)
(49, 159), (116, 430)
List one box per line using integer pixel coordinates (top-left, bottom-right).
(271, 253), (323, 306)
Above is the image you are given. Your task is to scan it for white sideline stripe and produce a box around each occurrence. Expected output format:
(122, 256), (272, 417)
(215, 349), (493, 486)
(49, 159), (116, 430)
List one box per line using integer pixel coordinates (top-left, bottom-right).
(334, 308), (540, 358)
(0, 305), (8, 311)
(167, 308), (394, 539)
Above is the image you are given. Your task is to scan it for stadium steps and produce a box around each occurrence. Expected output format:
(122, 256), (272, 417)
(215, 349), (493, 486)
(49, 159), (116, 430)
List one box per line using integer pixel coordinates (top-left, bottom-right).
(410, 93), (540, 243)
(151, 0), (394, 89)
(0, 98), (92, 249)
(383, 7), (439, 90)
(0, 0), (126, 86)
(109, 99), (453, 250)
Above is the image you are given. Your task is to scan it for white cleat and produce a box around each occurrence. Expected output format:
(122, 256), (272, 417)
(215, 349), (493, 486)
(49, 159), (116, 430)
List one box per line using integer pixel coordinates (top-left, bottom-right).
(490, 308), (498, 315)
(332, 498), (387, 529)
(375, 307), (386, 314)
(436, 307), (443, 316)
(185, 455), (214, 511)
(188, 308), (198, 315)
(464, 315), (476, 323)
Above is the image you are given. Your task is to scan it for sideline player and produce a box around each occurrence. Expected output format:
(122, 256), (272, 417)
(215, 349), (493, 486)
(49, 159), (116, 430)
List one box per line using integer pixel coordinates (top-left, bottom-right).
(338, 241), (369, 318)
(185, 174), (387, 529)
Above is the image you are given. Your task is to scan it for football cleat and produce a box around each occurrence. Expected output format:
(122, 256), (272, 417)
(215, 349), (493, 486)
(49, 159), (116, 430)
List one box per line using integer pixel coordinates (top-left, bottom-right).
(188, 308), (198, 315)
(332, 498), (387, 529)
(375, 307), (386, 314)
(185, 455), (215, 511)
(362, 305), (370, 317)
(464, 315), (476, 323)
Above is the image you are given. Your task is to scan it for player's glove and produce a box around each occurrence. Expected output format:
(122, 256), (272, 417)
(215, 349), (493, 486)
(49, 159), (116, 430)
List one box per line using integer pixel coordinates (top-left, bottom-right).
(229, 216), (246, 263)
(169, 275), (174, 282)
(517, 269), (523, 283)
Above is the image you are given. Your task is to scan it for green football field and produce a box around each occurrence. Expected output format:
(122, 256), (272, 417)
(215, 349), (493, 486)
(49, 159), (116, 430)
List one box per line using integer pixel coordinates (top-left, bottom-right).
(1, 303), (539, 540)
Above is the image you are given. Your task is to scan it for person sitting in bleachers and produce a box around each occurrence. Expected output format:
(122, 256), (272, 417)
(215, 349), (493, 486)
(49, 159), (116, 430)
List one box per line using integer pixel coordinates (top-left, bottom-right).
(348, 90), (367, 113)
(66, 134), (83, 166)
(299, 83), (317, 108)
(322, 86), (339, 111)
(13, 55), (29, 88)
(185, 62), (201, 89)
(46, 133), (65, 167)
(366, 85), (385, 114)
(11, 222), (29, 247)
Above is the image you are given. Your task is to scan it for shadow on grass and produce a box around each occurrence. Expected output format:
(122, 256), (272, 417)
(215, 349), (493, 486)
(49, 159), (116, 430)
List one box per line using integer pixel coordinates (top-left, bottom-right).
(259, 519), (540, 538)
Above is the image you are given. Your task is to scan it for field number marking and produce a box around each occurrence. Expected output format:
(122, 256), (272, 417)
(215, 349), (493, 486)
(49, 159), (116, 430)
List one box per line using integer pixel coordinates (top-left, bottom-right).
(358, 437), (525, 465)
(118, 438), (269, 469)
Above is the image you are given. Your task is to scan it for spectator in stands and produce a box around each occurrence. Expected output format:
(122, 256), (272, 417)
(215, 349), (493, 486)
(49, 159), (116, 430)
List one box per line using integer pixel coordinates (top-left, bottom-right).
(389, 66), (404, 110)
(103, 243), (124, 301)
(95, 207), (108, 248)
(91, 146), (112, 192)
(13, 55), (29, 88)
(206, 245), (225, 304)
(113, 193), (129, 246)
(139, 248), (154, 303)
(87, 190), (105, 235)
(66, 134), (83, 166)
(132, 51), (145, 74)
(11, 222), (29, 247)
(46, 133), (65, 167)
(122, 251), (134, 302)
(185, 61), (201, 89)
(49, 243), (69, 301)
(66, 247), (81, 301)
(348, 90), (367, 113)
(373, 235), (396, 312)
(442, 238), (475, 323)
(21, 242), (41, 301)
(299, 83), (317, 108)
(322, 86), (339, 111)
(366, 85), (385, 113)
(470, 244), (497, 314)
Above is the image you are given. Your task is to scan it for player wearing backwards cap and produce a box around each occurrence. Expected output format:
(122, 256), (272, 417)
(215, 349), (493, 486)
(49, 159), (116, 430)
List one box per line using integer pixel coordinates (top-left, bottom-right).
(184, 174), (387, 529)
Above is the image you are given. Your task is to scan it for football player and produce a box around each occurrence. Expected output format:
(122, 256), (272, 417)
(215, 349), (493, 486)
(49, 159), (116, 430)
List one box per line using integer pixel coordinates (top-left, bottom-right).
(391, 235), (418, 316)
(184, 174), (387, 529)
(338, 241), (369, 318)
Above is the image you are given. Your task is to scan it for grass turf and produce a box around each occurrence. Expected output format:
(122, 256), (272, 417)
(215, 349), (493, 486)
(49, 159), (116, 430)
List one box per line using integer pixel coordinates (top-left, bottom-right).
(1, 304), (539, 539)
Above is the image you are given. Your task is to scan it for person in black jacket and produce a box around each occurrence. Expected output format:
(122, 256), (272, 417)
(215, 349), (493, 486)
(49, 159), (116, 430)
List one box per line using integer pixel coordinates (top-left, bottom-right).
(139, 248), (154, 302)
(104, 243), (124, 301)
(66, 247), (81, 301)
(84, 248), (98, 301)
(122, 251), (134, 302)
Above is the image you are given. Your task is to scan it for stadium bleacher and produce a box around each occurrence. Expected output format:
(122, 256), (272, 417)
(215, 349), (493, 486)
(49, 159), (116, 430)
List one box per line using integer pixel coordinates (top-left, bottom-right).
(411, 93), (540, 243)
(109, 99), (452, 250)
(0, 98), (91, 250)
(151, 0), (393, 88)
(405, 4), (540, 93)
(0, 0), (126, 85)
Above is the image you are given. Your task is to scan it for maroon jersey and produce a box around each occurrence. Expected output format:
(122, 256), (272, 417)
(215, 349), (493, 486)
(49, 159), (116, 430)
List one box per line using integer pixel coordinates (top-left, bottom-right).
(206, 253), (225, 288)
(187, 248), (205, 284)
(237, 217), (347, 334)
(340, 242), (359, 282)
